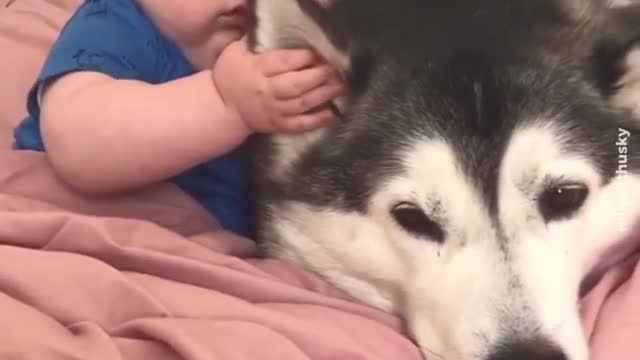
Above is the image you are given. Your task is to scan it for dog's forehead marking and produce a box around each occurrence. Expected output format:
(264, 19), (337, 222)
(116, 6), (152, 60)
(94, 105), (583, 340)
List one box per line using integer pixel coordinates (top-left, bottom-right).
(514, 124), (602, 198)
(473, 81), (485, 126)
(503, 124), (599, 187)
(385, 138), (496, 245)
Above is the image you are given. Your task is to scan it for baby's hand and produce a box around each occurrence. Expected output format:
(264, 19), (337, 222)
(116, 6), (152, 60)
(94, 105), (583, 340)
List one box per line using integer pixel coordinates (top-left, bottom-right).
(214, 37), (344, 134)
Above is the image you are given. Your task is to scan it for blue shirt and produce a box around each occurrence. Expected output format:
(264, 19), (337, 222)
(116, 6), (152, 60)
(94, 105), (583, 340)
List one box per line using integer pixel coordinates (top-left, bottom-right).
(13, 0), (251, 236)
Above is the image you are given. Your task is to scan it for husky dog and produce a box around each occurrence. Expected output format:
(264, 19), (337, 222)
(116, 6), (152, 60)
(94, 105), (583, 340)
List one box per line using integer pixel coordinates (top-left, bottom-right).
(246, 0), (640, 359)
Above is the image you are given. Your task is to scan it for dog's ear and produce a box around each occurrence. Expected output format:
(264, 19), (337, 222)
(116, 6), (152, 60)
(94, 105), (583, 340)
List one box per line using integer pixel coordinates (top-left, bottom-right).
(247, 0), (377, 111)
(247, 0), (350, 76)
(591, 4), (640, 118)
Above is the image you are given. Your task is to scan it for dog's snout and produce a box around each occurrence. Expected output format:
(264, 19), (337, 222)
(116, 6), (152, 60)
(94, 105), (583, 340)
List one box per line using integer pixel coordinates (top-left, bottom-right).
(487, 338), (567, 360)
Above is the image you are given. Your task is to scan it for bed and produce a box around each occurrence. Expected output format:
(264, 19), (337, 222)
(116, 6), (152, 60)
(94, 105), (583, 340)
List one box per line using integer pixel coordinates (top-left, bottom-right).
(0, 1), (638, 359)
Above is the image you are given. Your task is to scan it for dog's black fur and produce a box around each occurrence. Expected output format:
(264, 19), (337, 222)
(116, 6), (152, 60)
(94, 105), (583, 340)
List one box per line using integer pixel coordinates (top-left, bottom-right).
(246, 0), (640, 240)
(244, 1), (640, 358)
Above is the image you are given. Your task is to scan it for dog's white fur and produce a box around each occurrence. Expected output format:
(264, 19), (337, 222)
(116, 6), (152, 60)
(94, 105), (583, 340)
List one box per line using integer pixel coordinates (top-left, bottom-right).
(270, 123), (640, 360)
(253, 1), (640, 359)
(268, 57), (636, 360)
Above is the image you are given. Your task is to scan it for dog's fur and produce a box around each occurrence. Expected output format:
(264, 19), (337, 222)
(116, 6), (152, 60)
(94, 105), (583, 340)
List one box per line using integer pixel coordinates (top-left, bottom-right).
(246, 0), (640, 359)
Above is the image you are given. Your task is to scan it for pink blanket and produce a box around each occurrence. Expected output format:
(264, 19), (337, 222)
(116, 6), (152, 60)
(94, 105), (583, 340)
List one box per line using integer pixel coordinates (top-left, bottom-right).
(0, 1), (638, 359)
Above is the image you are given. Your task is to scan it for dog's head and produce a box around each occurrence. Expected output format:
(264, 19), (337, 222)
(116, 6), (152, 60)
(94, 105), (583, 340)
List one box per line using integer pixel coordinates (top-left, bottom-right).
(248, 0), (640, 359)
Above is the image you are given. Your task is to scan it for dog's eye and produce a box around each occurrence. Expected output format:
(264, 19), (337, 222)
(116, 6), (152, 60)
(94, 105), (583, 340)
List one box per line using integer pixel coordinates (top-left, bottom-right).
(391, 203), (445, 242)
(538, 183), (589, 221)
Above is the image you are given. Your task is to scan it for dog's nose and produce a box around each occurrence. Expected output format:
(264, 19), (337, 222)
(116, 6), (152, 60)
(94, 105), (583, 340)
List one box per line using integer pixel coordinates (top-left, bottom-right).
(487, 338), (567, 360)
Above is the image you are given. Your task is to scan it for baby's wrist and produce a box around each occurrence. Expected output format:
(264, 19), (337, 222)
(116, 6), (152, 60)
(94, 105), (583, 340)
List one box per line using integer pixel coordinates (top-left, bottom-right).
(180, 70), (252, 142)
(207, 68), (255, 137)
(225, 103), (253, 138)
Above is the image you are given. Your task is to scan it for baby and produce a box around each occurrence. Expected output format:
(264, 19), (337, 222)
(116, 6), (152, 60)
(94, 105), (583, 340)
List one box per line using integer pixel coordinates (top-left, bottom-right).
(13, 0), (343, 236)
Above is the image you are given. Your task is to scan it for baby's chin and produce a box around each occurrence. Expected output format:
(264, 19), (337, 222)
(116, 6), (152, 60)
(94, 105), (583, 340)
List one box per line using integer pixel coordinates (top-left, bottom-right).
(219, 7), (248, 29)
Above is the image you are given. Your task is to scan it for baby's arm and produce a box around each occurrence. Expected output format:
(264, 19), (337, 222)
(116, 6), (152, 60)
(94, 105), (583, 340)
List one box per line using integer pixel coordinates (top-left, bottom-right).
(40, 69), (246, 194)
(41, 39), (342, 195)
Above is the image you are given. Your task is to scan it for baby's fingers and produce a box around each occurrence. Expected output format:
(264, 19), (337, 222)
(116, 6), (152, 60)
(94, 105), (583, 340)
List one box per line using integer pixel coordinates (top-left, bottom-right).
(276, 109), (337, 133)
(271, 66), (337, 99)
(259, 49), (318, 76)
(276, 82), (344, 116)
